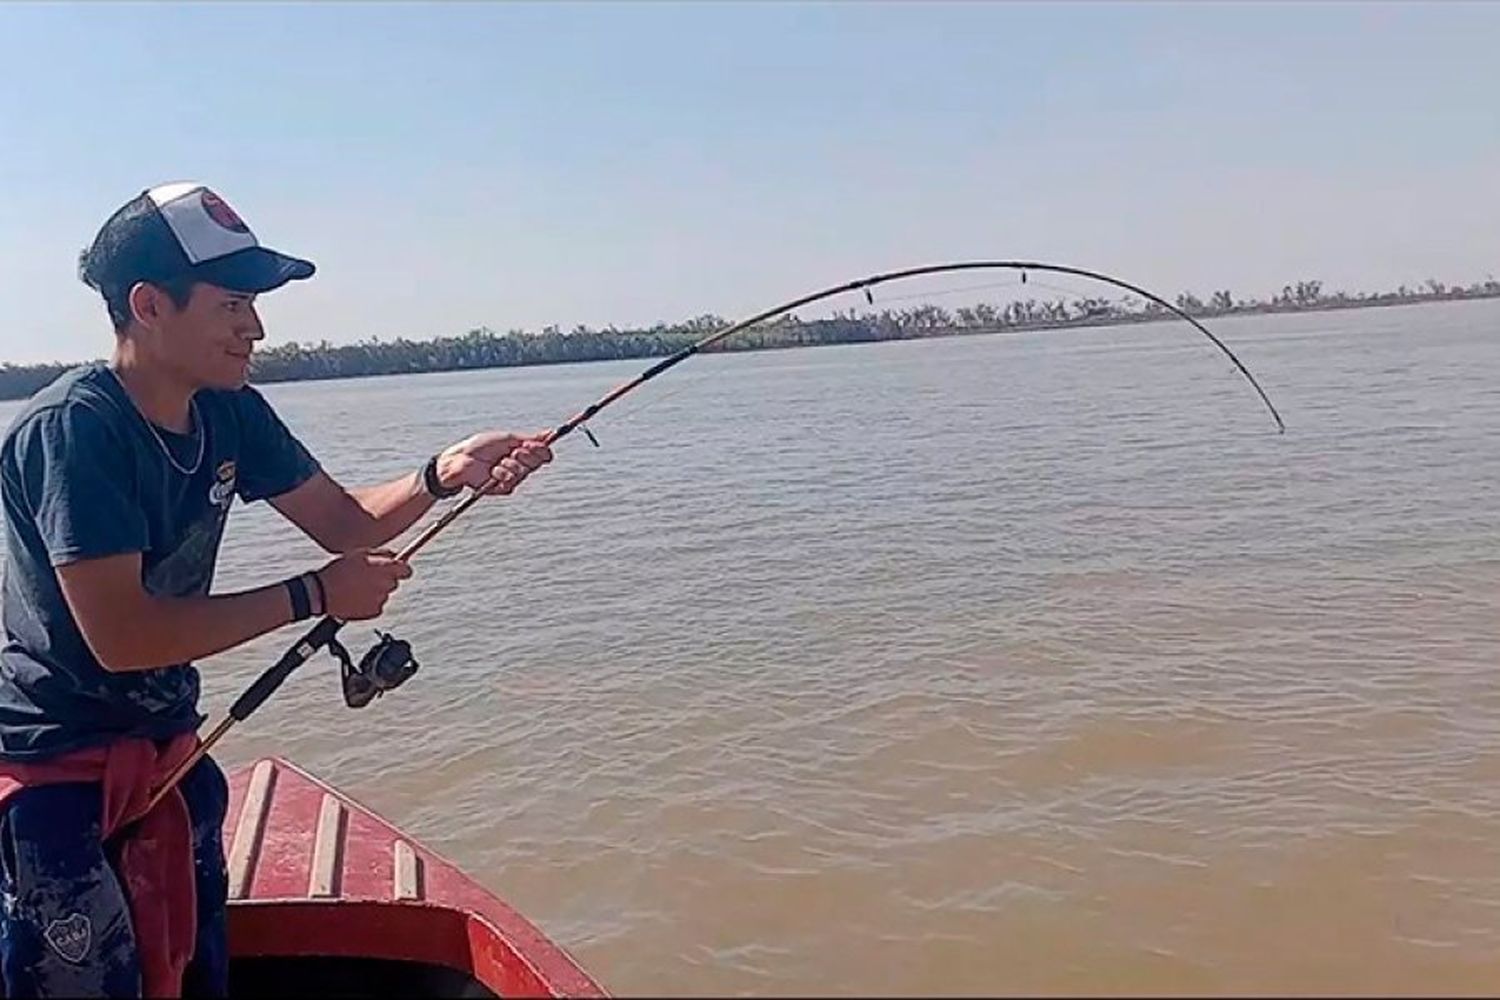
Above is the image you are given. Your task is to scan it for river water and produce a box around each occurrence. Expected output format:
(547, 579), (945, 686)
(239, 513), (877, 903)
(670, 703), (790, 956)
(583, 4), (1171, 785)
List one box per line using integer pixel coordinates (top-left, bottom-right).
(3, 299), (1499, 994)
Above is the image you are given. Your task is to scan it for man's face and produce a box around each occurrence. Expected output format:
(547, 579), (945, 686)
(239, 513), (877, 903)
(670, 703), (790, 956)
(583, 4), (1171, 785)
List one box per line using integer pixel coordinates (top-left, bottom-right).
(150, 282), (264, 390)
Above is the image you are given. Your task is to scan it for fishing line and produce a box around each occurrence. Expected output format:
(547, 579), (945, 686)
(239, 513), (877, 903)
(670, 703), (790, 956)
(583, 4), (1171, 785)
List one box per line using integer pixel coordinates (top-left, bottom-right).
(147, 259), (1287, 809)
(854, 277), (1027, 305)
(870, 274), (1102, 311)
(1012, 276), (1095, 301)
(583, 373), (705, 438)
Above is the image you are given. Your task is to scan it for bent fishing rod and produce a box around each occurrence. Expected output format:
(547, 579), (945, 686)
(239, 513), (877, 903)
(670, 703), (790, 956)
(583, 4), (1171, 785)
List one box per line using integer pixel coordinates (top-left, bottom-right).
(148, 260), (1285, 808)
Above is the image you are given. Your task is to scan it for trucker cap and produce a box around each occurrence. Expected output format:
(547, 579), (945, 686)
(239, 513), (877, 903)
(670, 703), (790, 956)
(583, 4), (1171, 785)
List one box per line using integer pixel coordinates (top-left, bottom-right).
(79, 182), (315, 297)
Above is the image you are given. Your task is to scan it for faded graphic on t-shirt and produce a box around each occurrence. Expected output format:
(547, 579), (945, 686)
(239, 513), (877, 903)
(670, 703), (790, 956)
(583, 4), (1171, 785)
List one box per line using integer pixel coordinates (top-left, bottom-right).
(0, 365), (319, 759)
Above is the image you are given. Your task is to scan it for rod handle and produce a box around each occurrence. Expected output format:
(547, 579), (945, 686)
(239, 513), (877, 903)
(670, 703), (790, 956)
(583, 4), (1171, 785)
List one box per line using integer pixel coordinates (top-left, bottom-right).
(229, 616), (345, 721)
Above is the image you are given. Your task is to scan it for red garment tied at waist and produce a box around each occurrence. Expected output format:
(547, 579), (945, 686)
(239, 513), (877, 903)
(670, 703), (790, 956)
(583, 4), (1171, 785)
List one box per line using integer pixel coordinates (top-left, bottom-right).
(0, 732), (200, 998)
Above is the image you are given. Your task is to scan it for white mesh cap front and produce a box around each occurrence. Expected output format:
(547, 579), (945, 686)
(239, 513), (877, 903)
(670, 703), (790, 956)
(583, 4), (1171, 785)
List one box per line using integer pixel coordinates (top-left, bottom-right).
(147, 182), (259, 265)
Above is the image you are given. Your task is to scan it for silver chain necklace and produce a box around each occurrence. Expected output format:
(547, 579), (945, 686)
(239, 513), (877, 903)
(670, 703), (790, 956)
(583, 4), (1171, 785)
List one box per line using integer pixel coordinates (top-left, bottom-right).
(106, 367), (205, 476)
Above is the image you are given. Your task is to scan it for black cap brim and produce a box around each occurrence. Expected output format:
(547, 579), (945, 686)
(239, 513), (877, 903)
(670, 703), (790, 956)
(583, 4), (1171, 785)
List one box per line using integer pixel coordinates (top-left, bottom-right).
(191, 246), (315, 294)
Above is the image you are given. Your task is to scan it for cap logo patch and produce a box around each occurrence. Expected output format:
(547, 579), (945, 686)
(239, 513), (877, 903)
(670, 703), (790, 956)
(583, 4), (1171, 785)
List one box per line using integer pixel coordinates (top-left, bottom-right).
(200, 190), (250, 234)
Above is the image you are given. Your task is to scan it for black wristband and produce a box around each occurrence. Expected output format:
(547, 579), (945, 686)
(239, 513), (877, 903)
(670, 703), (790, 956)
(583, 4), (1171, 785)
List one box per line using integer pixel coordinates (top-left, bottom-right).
(307, 571), (327, 617)
(422, 453), (462, 499)
(284, 575), (311, 622)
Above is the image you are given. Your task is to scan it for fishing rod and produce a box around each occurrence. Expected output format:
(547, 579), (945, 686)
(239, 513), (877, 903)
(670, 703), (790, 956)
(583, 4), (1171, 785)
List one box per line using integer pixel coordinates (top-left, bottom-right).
(147, 259), (1285, 809)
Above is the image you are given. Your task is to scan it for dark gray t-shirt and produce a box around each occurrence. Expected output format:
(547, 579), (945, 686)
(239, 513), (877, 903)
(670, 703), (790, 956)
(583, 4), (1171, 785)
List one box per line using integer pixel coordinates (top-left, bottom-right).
(0, 363), (319, 760)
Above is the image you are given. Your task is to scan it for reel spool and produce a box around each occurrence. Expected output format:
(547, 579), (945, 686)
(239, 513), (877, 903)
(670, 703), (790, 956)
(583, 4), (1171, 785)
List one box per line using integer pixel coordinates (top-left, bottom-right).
(329, 631), (420, 709)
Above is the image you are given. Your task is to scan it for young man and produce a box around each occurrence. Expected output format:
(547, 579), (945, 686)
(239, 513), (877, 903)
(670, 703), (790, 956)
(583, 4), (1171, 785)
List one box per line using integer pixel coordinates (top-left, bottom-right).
(0, 183), (553, 997)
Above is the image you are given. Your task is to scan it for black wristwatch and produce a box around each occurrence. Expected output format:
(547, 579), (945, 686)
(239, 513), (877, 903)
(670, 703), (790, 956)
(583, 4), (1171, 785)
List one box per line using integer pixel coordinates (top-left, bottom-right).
(422, 453), (463, 499)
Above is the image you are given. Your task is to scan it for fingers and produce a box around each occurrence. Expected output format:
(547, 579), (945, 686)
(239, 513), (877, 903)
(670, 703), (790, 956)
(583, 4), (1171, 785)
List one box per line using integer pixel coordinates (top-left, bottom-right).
(481, 439), (552, 495)
(465, 431), (521, 456)
(374, 561), (408, 604)
(481, 472), (516, 496)
(484, 460), (526, 495)
(439, 435), (554, 495)
(495, 439), (552, 473)
(519, 439), (553, 465)
(366, 550), (413, 582)
(321, 550), (413, 619)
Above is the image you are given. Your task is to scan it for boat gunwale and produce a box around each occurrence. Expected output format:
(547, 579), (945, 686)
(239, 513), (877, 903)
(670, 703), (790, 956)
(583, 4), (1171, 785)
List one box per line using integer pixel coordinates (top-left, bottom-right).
(226, 756), (607, 998)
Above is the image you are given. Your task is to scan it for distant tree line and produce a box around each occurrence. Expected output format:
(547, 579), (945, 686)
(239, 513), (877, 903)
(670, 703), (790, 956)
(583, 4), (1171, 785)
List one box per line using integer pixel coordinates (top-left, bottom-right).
(3, 275), (1498, 401)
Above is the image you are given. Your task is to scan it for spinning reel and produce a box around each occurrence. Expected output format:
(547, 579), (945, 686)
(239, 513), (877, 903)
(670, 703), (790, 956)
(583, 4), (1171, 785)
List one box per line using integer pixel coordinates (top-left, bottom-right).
(328, 631), (420, 709)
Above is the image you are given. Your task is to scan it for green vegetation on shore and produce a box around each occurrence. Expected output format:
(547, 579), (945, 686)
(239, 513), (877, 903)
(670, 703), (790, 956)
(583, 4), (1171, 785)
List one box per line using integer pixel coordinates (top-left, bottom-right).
(3, 277), (1497, 401)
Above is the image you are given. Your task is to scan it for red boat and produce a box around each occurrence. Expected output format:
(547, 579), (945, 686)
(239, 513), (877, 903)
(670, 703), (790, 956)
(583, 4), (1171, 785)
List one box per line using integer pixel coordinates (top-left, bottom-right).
(223, 757), (607, 998)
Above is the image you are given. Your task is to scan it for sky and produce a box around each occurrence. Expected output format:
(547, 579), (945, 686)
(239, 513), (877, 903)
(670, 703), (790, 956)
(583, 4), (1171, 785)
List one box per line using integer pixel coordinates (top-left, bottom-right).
(1, 1), (1497, 364)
